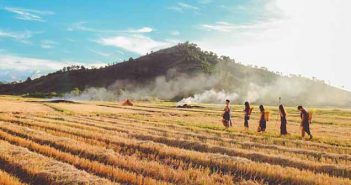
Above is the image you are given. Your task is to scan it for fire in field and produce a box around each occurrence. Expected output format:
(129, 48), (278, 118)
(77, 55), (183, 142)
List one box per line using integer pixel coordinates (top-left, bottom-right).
(0, 96), (350, 185)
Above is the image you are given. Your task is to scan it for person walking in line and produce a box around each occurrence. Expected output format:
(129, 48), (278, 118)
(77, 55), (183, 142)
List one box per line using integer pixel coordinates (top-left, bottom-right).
(222, 99), (232, 128)
(257, 105), (267, 132)
(244, 101), (251, 129)
(279, 104), (288, 135)
(298, 105), (313, 140)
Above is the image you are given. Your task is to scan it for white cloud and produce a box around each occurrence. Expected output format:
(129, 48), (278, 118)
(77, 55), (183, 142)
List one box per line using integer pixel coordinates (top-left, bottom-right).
(197, 0), (351, 90)
(0, 55), (106, 81)
(67, 21), (95, 32)
(178, 2), (199, 10)
(0, 29), (33, 43)
(126, 27), (153, 33)
(0, 54), (107, 82)
(0, 55), (70, 73)
(40, 40), (58, 49)
(168, 2), (199, 13)
(89, 49), (111, 57)
(200, 22), (234, 32)
(67, 22), (153, 34)
(0, 55), (84, 71)
(67, 22), (112, 33)
(4, 7), (54, 22)
(97, 34), (175, 55)
(200, 21), (279, 32)
(170, 31), (180, 36)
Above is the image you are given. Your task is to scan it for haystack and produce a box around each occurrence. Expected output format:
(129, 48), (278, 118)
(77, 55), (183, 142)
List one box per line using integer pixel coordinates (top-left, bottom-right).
(122, 99), (133, 106)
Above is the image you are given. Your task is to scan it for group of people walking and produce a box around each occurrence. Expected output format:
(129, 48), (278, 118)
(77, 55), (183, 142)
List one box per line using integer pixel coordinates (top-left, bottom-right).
(222, 100), (313, 140)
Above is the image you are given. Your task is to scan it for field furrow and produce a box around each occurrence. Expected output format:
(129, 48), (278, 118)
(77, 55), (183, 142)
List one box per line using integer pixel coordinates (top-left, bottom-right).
(50, 113), (350, 164)
(1, 99), (350, 185)
(0, 123), (235, 185)
(0, 169), (26, 185)
(0, 140), (116, 185)
(0, 128), (168, 185)
(0, 117), (350, 185)
(82, 112), (351, 153)
(17, 113), (351, 178)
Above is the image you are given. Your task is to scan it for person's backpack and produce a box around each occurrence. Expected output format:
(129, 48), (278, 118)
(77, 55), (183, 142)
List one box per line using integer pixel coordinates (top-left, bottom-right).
(308, 109), (315, 123)
(264, 111), (270, 121)
(249, 108), (254, 115)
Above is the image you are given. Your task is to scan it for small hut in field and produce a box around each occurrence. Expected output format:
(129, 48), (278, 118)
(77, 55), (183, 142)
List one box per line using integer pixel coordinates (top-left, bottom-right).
(122, 99), (133, 106)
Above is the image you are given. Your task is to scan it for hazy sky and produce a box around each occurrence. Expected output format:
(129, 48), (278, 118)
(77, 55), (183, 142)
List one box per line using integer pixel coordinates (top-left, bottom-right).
(0, 0), (350, 90)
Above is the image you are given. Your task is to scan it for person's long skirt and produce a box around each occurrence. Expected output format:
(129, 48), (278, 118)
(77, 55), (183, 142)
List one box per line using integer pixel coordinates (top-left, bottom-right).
(303, 121), (311, 135)
(223, 112), (231, 127)
(244, 116), (249, 128)
(258, 120), (266, 132)
(280, 117), (288, 135)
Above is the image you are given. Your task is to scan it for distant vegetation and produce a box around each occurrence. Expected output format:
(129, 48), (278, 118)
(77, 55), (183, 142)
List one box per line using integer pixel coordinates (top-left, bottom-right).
(0, 42), (350, 107)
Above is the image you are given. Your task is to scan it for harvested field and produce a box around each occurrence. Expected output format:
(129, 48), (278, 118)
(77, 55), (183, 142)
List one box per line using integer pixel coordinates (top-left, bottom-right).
(0, 96), (350, 185)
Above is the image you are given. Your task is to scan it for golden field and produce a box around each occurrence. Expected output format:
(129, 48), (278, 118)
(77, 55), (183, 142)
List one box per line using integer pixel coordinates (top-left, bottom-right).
(0, 95), (350, 185)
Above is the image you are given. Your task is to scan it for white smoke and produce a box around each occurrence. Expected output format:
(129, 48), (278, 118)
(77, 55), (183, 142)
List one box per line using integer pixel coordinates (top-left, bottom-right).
(177, 89), (239, 105)
(108, 73), (220, 100)
(64, 88), (117, 101)
(61, 65), (351, 107)
(63, 71), (222, 102)
(245, 83), (260, 102)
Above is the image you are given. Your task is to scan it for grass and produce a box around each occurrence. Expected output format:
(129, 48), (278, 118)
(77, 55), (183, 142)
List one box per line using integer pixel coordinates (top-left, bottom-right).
(0, 96), (350, 185)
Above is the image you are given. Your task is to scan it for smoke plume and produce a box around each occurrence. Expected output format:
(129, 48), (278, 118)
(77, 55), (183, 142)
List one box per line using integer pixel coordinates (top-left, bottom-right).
(65, 70), (223, 102)
(64, 64), (351, 107)
(177, 89), (239, 105)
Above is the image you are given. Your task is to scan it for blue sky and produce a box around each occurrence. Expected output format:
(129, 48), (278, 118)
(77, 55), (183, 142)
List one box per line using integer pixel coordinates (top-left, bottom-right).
(0, 0), (350, 90)
(0, 0), (254, 61)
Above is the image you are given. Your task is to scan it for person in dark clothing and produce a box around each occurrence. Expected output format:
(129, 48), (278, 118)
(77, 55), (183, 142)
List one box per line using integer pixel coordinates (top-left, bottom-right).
(279, 104), (288, 135)
(222, 99), (232, 128)
(257, 105), (266, 132)
(298, 105), (313, 140)
(244, 102), (251, 129)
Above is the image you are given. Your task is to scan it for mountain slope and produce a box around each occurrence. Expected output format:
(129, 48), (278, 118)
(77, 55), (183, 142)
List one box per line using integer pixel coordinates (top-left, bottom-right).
(0, 42), (350, 107)
(0, 43), (207, 94)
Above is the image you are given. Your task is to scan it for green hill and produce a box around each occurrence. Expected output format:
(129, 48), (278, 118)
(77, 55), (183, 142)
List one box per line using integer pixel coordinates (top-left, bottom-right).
(0, 42), (350, 107)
